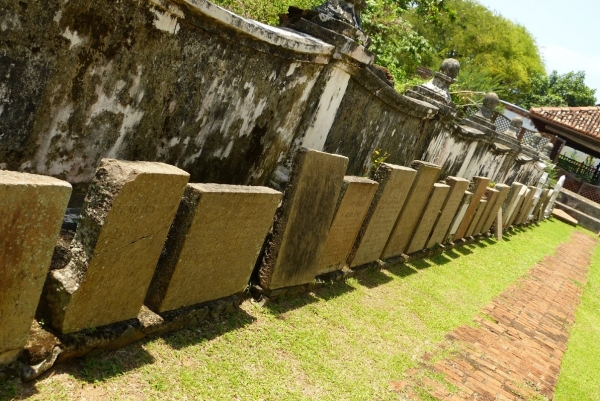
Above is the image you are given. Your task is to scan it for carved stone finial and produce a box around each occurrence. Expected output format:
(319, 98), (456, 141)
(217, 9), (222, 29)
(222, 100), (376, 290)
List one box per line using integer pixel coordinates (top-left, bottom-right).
(543, 141), (554, 158)
(314, 0), (366, 30)
(502, 117), (522, 139)
(439, 58), (460, 80)
(527, 132), (543, 150)
(477, 92), (499, 120)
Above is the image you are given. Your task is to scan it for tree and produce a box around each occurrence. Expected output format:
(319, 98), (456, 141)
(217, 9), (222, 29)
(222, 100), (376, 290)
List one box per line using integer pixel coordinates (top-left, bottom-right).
(518, 71), (597, 109)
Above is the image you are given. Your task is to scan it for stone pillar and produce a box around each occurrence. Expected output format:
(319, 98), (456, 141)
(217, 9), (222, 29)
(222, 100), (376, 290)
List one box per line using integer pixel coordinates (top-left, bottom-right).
(446, 191), (473, 242)
(479, 184), (510, 234)
(46, 159), (190, 334)
(545, 175), (565, 217)
(426, 177), (470, 248)
(258, 148), (348, 290)
(348, 164), (416, 267)
(0, 171), (71, 365)
(146, 184), (281, 313)
(453, 177), (490, 240)
(407, 183), (451, 253)
(316, 176), (378, 275)
(382, 161), (441, 259)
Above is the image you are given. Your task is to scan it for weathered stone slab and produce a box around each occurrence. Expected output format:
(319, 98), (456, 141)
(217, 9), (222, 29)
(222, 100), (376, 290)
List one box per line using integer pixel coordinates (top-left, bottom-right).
(515, 186), (537, 225)
(473, 188), (499, 235)
(407, 183), (450, 254)
(146, 184), (281, 313)
(533, 189), (551, 221)
(552, 209), (578, 226)
(382, 161), (441, 259)
(466, 199), (488, 237)
(453, 177), (490, 241)
(480, 184), (510, 234)
(539, 189), (555, 220)
(348, 164), (417, 268)
(506, 187), (529, 228)
(46, 159), (190, 334)
(258, 148), (348, 290)
(316, 177), (378, 275)
(0, 171), (71, 364)
(502, 182), (525, 227)
(446, 191), (473, 243)
(426, 177), (470, 248)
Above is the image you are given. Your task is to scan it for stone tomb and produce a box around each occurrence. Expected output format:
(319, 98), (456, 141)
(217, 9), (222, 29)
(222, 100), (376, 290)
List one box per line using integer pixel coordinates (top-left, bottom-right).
(407, 183), (450, 254)
(316, 177), (378, 275)
(426, 177), (470, 248)
(258, 148), (348, 290)
(382, 161), (441, 259)
(146, 184), (281, 313)
(0, 171), (71, 365)
(453, 177), (490, 241)
(348, 164), (416, 268)
(446, 191), (474, 243)
(479, 184), (510, 234)
(46, 159), (190, 334)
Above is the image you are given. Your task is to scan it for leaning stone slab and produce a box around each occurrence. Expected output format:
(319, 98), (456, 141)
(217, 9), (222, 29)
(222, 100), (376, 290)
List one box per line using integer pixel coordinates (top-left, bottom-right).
(473, 188), (499, 235)
(533, 189), (551, 221)
(407, 183), (450, 254)
(46, 159), (189, 334)
(506, 187), (529, 228)
(348, 164), (417, 268)
(316, 177), (378, 275)
(453, 177), (490, 241)
(446, 191), (473, 243)
(146, 184), (281, 313)
(258, 148), (348, 290)
(0, 171), (71, 365)
(382, 161), (441, 259)
(466, 199), (488, 237)
(502, 182), (525, 227)
(426, 177), (470, 248)
(515, 186), (537, 225)
(479, 184), (510, 234)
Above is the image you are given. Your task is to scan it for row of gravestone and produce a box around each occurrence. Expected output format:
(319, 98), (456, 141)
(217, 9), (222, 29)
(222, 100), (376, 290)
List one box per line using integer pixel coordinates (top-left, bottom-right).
(0, 148), (554, 368)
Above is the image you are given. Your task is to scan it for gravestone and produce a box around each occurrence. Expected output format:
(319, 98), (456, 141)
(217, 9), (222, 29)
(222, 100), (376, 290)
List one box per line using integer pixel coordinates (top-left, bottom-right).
(317, 177), (378, 275)
(506, 187), (529, 228)
(446, 191), (473, 243)
(426, 177), (470, 248)
(348, 164), (417, 267)
(453, 177), (490, 241)
(406, 183), (450, 254)
(258, 148), (348, 290)
(466, 199), (488, 237)
(539, 189), (554, 220)
(479, 184), (510, 234)
(382, 161), (441, 259)
(0, 171), (71, 365)
(515, 186), (537, 225)
(46, 159), (190, 334)
(502, 182), (525, 227)
(473, 188), (499, 235)
(146, 184), (281, 313)
(533, 189), (551, 221)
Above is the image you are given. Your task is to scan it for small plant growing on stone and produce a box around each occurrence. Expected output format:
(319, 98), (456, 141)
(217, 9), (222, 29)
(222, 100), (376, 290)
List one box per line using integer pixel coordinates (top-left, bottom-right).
(368, 149), (390, 177)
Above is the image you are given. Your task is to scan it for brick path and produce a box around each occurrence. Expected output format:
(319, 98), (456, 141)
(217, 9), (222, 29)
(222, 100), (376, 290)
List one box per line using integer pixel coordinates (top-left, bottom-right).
(402, 231), (597, 400)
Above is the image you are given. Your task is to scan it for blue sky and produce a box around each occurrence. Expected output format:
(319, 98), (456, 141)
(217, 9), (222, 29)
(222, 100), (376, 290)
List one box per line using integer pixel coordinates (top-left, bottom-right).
(475, 0), (600, 104)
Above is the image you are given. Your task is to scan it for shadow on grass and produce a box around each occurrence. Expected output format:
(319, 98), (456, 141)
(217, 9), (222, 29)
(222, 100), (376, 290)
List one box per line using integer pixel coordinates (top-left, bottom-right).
(407, 258), (433, 271)
(428, 253), (453, 265)
(453, 246), (474, 256)
(387, 262), (419, 278)
(354, 269), (394, 289)
(314, 281), (356, 301)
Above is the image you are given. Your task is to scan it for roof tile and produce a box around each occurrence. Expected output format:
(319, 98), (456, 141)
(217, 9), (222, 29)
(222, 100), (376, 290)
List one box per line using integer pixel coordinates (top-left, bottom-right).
(530, 106), (600, 141)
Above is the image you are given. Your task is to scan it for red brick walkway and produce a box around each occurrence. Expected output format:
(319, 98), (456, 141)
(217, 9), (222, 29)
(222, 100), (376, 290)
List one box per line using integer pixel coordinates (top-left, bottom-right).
(405, 231), (597, 400)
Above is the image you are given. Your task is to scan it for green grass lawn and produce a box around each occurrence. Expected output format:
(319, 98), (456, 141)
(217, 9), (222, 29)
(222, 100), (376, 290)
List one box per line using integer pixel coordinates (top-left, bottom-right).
(0, 220), (579, 400)
(554, 228), (600, 400)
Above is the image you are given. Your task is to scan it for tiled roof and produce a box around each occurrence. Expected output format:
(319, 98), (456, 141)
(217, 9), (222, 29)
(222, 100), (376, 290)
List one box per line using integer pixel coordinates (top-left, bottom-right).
(529, 106), (600, 140)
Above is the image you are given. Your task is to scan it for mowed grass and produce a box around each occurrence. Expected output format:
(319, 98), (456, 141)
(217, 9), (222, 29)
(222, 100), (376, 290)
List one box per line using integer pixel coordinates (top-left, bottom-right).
(2, 219), (576, 400)
(554, 228), (600, 400)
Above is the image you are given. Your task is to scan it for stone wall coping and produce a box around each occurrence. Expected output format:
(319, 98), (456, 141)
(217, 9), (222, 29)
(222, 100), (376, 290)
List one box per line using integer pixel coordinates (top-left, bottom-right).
(165, 0), (335, 57)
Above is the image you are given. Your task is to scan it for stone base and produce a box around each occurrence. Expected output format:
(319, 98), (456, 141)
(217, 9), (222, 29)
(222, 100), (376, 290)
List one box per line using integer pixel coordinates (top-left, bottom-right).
(19, 295), (244, 381)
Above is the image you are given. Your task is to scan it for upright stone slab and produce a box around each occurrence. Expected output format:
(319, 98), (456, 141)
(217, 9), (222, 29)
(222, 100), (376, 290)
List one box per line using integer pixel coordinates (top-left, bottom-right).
(446, 191), (474, 243)
(407, 183), (450, 254)
(146, 184), (281, 313)
(426, 177), (470, 248)
(473, 188), (499, 235)
(348, 164), (417, 268)
(480, 184), (510, 234)
(506, 187), (529, 228)
(382, 161), (441, 259)
(515, 186), (537, 225)
(539, 189), (554, 220)
(46, 159), (190, 334)
(533, 189), (551, 221)
(258, 148), (348, 290)
(316, 177), (378, 275)
(466, 199), (488, 237)
(0, 172), (71, 365)
(453, 177), (490, 241)
(502, 182), (525, 227)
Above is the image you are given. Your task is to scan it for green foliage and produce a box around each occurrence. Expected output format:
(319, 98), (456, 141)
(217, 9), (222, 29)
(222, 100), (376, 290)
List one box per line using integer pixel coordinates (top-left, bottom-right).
(368, 148), (391, 177)
(518, 71), (597, 109)
(209, 0), (323, 25)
